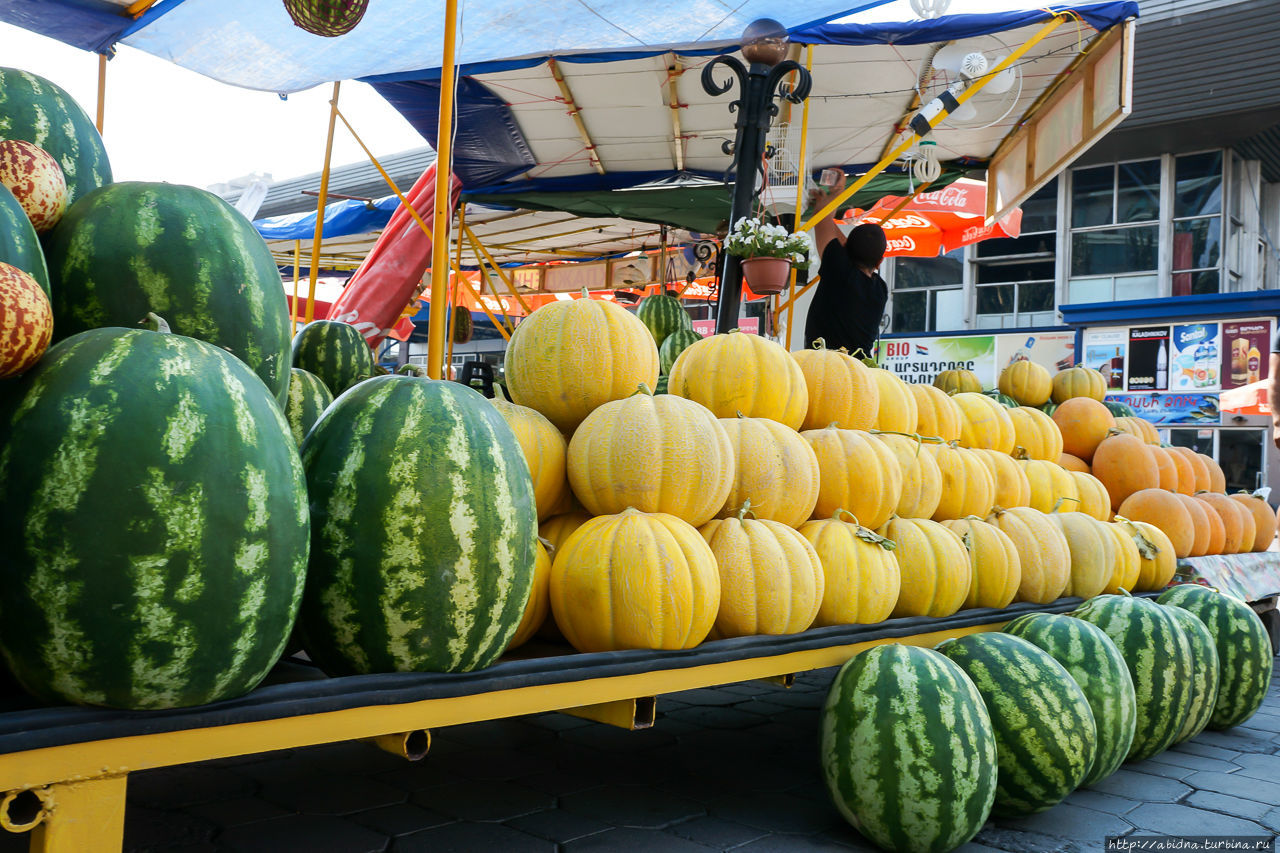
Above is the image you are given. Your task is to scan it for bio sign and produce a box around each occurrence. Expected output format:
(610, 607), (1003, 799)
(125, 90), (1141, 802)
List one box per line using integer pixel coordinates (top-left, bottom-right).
(877, 335), (997, 386)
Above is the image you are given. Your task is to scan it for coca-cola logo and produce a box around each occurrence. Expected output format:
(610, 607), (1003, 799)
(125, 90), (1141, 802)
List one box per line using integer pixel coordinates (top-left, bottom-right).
(881, 213), (933, 230)
(919, 186), (969, 207)
(887, 235), (916, 253)
(961, 225), (992, 242)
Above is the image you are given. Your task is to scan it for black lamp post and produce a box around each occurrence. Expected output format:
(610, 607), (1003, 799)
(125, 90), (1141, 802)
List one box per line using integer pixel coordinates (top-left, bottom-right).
(701, 19), (812, 334)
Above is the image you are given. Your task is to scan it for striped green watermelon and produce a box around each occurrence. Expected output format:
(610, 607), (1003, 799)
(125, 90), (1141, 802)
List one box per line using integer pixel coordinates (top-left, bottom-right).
(1003, 612), (1136, 786)
(43, 182), (292, 404)
(636, 294), (692, 347)
(1162, 605), (1220, 744)
(820, 644), (998, 853)
(659, 328), (702, 375)
(1103, 400), (1136, 418)
(0, 182), (49, 296)
(0, 67), (112, 209)
(285, 367), (334, 445)
(936, 633), (1096, 816)
(0, 326), (308, 709)
(1039, 401), (1057, 416)
(299, 374), (537, 675)
(654, 374), (669, 394)
(1073, 593), (1195, 760)
(291, 319), (376, 397)
(1157, 584), (1272, 730)
(983, 389), (1019, 408)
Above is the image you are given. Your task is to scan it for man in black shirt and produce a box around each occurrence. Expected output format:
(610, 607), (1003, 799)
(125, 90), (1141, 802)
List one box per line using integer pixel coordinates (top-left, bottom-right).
(804, 172), (888, 358)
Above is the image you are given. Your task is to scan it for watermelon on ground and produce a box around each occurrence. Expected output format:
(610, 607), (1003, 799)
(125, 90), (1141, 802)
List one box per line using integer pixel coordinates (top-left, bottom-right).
(43, 182), (293, 404)
(284, 367), (334, 445)
(299, 374), (537, 675)
(636, 293), (692, 347)
(1158, 584), (1272, 730)
(0, 67), (112, 208)
(1162, 604), (1220, 744)
(821, 644), (998, 853)
(936, 632), (1097, 816)
(0, 182), (49, 296)
(1003, 612), (1137, 786)
(291, 319), (377, 397)
(0, 326), (308, 709)
(1073, 593), (1195, 760)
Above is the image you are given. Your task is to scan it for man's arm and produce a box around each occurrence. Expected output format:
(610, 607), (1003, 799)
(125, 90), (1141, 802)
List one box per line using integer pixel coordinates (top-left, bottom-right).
(1269, 353), (1280, 450)
(808, 171), (847, 253)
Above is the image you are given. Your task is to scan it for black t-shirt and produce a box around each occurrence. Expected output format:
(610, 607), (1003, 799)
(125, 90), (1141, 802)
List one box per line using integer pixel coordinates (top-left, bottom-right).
(804, 238), (888, 358)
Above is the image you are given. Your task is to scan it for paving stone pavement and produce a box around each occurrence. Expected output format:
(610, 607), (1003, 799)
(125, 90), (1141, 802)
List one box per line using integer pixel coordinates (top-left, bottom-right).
(2, 659), (1277, 851)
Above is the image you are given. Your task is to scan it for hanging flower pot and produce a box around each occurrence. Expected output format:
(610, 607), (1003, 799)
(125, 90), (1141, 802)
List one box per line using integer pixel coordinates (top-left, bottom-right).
(283, 0), (370, 37)
(740, 256), (792, 295)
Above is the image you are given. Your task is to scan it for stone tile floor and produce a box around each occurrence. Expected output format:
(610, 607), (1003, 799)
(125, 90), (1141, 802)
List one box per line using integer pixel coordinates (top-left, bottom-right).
(3, 659), (1278, 852)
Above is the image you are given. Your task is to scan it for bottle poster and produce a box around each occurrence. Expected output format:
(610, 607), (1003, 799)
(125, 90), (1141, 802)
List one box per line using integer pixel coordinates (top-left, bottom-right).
(1168, 323), (1221, 392)
(1127, 326), (1171, 391)
(1081, 327), (1127, 390)
(993, 331), (1076, 375)
(1220, 319), (1272, 391)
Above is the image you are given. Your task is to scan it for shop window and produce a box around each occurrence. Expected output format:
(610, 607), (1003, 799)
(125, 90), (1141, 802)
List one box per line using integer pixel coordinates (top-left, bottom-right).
(975, 180), (1057, 328)
(891, 247), (963, 332)
(1069, 160), (1160, 302)
(1172, 151), (1223, 296)
(1219, 429), (1266, 493)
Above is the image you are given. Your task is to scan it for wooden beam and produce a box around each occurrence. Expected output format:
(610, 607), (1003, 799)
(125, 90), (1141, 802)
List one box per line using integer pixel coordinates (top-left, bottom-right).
(549, 58), (605, 175)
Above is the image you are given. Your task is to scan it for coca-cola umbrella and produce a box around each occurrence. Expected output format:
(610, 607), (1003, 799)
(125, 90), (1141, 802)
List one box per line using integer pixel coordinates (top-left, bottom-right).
(843, 179), (1022, 257)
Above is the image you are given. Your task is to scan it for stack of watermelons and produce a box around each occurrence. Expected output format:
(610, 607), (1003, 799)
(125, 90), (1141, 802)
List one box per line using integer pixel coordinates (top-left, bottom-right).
(635, 292), (698, 393)
(820, 585), (1273, 852)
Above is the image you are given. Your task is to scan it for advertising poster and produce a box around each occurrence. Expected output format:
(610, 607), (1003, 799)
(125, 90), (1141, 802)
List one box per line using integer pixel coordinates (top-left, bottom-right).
(1127, 326), (1171, 391)
(694, 318), (758, 336)
(1105, 393), (1220, 425)
(1081, 328), (1128, 390)
(1168, 323), (1221, 392)
(877, 335), (997, 386)
(1220, 319), (1272, 391)
(994, 331), (1076, 377)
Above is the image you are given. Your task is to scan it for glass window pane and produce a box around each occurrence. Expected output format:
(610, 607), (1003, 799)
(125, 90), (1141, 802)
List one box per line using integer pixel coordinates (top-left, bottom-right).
(976, 284), (1015, 316)
(1190, 269), (1220, 295)
(1176, 151), (1223, 217)
(1114, 274), (1159, 301)
(894, 248), (963, 289)
(1071, 225), (1159, 275)
(1116, 159), (1160, 223)
(1219, 429), (1265, 493)
(1168, 428), (1212, 455)
(976, 233), (1056, 258)
(1020, 178), (1059, 233)
(1018, 281), (1055, 314)
(1173, 216), (1221, 271)
(891, 290), (926, 332)
(1072, 165), (1113, 228)
(976, 259), (1055, 284)
(933, 288), (964, 332)
(1068, 277), (1112, 303)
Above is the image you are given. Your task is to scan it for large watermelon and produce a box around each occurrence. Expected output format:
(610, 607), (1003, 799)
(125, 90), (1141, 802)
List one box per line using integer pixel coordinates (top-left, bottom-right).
(291, 319), (376, 397)
(1073, 593), (1195, 760)
(636, 293), (692, 347)
(1103, 399), (1136, 418)
(659, 328), (702, 375)
(0, 68), (112, 208)
(43, 182), (292, 403)
(299, 374), (537, 675)
(0, 182), (49, 296)
(285, 367), (334, 445)
(820, 645), (997, 853)
(1003, 612), (1137, 786)
(0, 326), (308, 709)
(936, 633), (1097, 816)
(1158, 584), (1272, 730)
(1162, 605), (1220, 743)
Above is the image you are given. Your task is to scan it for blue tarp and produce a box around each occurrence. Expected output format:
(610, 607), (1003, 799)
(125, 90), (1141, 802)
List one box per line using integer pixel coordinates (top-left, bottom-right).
(254, 196), (401, 241)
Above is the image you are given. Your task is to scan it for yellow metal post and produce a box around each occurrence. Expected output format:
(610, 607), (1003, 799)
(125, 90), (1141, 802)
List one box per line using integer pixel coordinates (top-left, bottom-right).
(784, 44), (814, 351)
(29, 775), (127, 853)
(306, 81), (342, 324)
(291, 239), (302, 327)
(426, 0), (461, 379)
(463, 224), (534, 316)
(95, 54), (106, 135)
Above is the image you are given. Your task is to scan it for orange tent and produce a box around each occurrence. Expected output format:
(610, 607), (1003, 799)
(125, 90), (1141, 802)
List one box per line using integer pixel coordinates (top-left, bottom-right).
(846, 179), (1022, 257)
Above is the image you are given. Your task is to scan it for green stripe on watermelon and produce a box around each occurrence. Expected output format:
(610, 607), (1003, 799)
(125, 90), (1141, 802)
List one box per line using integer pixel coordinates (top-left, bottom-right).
(659, 328), (703, 375)
(982, 389), (1019, 408)
(936, 632), (1096, 816)
(1157, 584), (1272, 730)
(0, 326), (308, 709)
(43, 182), (293, 404)
(820, 644), (998, 853)
(0, 67), (112, 208)
(1073, 593), (1195, 760)
(1103, 400), (1136, 418)
(1161, 604), (1220, 743)
(636, 294), (692, 347)
(291, 319), (376, 397)
(285, 367), (334, 445)
(1003, 612), (1137, 786)
(299, 374), (537, 675)
(0, 182), (49, 296)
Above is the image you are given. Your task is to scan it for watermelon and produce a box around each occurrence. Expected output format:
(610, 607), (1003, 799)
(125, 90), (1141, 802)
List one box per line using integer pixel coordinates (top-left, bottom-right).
(1003, 612), (1136, 786)
(1039, 401), (1057, 416)
(0, 67), (112, 208)
(1073, 593), (1195, 760)
(820, 645), (998, 853)
(1103, 400), (1136, 418)
(636, 293), (692, 347)
(299, 374), (537, 675)
(654, 374), (669, 394)
(659, 327), (702, 375)
(291, 319), (376, 397)
(1157, 584), (1272, 730)
(1162, 605), (1220, 744)
(0, 182), (49, 296)
(285, 367), (334, 445)
(936, 633), (1096, 816)
(0, 326), (308, 709)
(43, 182), (292, 404)
(983, 389), (1019, 408)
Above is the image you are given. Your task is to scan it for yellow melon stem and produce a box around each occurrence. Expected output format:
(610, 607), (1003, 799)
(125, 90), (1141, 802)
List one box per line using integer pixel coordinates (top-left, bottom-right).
(634, 383), (654, 396)
(1012, 446), (1030, 460)
(736, 500), (757, 522)
(1114, 516), (1159, 560)
(811, 337), (827, 350)
(1050, 496), (1080, 513)
(538, 536), (556, 556)
(140, 312), (171, 334)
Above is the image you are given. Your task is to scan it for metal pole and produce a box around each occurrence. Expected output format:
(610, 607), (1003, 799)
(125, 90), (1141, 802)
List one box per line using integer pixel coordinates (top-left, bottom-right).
(291, 239), (301, 328)
(95, 54), (106, 134)
(306, 81), (341, 324)
(426, 0), (461, 379)
(784, 44), (814, 351)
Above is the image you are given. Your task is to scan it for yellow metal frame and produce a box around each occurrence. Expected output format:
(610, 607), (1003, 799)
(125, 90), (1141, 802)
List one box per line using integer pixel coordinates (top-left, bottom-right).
(305, 82), (342, 324)
(426, 0), (461, 378)
(784, 44), (814, 350)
